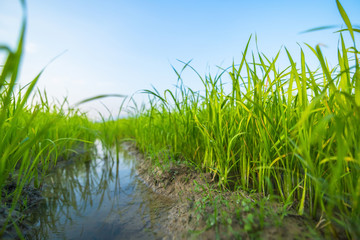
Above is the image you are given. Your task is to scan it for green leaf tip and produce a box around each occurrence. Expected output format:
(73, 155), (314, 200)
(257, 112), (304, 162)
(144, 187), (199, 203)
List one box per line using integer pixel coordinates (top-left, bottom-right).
(336, 0), (355, 44)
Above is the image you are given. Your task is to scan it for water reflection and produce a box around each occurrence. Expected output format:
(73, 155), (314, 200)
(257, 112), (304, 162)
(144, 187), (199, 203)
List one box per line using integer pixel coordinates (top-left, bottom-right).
(28, 144), (173, 240)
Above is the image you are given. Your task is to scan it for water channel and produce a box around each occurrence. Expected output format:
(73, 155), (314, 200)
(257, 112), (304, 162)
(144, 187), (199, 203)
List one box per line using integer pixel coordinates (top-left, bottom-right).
(28, 144), (173, 239)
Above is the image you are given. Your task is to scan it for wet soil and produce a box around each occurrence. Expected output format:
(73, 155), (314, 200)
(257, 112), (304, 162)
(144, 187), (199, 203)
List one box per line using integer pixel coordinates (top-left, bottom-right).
(124, 142), (324, 239)
(0, 181), (44, 239)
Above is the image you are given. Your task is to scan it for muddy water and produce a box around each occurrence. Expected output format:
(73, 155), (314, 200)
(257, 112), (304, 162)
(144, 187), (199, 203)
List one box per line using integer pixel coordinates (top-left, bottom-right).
(28, 145), (173, 240)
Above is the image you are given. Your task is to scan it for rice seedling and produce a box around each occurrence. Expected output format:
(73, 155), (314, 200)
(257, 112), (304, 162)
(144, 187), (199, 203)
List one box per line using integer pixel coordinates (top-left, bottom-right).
(112, 1), (360, 237)
(0, 2), (97, 237)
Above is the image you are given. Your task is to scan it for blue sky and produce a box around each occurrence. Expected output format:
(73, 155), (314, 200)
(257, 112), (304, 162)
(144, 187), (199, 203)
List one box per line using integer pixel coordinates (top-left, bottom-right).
(0, 0), (359, 118)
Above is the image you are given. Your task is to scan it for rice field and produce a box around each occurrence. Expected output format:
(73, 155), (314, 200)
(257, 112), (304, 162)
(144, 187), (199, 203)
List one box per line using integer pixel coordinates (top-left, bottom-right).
(109, 1), (360, 237)
(1, 0), (360, 239)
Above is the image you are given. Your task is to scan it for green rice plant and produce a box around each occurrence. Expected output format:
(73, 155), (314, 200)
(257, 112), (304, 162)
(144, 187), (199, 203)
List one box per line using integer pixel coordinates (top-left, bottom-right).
(90, 97), (129, 152)
(113, 1), (360, 237)
(0, 1), (98, 237)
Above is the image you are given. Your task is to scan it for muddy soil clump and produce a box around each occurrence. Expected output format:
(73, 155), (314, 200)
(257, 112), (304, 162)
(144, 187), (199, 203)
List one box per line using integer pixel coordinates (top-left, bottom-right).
(0, 179), (44, 239)
(124, 142), (324, 239)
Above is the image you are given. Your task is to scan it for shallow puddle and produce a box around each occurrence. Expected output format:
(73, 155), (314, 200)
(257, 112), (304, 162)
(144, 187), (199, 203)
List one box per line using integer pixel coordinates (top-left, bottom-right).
(28, 145), (173, 239)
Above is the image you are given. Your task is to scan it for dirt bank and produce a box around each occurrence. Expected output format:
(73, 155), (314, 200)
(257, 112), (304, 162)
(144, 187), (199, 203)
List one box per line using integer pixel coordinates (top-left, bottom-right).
(123, 142), (324, 240)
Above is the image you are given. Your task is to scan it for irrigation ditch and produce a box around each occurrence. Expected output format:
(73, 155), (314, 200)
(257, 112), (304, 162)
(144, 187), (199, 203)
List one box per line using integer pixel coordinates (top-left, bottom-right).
(2, 141), (172, 239)
(1, 141), (327, 239)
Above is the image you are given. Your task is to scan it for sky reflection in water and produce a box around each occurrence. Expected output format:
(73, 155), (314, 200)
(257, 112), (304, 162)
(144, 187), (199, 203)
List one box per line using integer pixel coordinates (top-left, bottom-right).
(29, 145), (173, 240)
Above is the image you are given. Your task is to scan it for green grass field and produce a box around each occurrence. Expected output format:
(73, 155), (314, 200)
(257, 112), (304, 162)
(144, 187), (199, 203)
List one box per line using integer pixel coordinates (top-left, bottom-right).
(1, 0), (359, 238)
